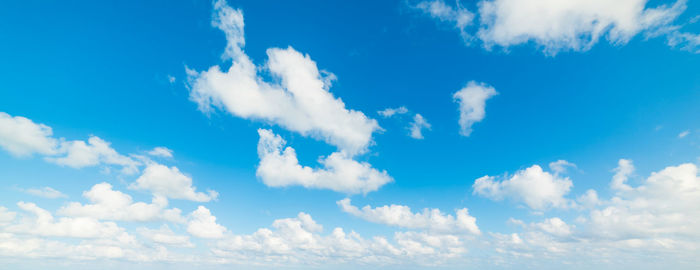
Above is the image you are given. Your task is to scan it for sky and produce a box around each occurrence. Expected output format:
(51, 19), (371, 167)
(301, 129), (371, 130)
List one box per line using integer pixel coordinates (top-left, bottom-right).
(0, 0), (699, 269)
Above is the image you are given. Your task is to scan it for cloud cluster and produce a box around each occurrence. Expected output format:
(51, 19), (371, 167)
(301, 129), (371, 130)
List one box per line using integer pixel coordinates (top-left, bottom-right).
(413, 0), (696, 55)
(256, 129), (392, 194)
(212, 212), (469, 266)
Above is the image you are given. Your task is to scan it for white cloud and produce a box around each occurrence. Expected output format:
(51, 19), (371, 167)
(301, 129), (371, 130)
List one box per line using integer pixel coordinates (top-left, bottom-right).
(548, 160), (577, 175)
(678, 130), (690, 138)
(148, 146), (174, 158)
(0, 207), (16, 226)
(586, 162), (700, 240)
(0, 112), (58, 157)
(414, 0), (694, 55)
(7, 202), (125, 239)
(187, 206), (227, 239)
(130, 163), (217, 202)
(473, 164), (573, 210)
(59, 182), (185, 223)
(409, 114), (431, 139)
(477, 0), (686, 54)
(256, 129), (392, 194)
(667, 31), (700, 53)
(0, 112), (141, 174)
(414, 0), (475, 42)
(611, 159), (634, 191)
(213, 212), (468, 265)
(378, 106), (409, 118)
(576, 189), (601, 209)
(187, 0), (380, 155)
(453, 81), (497, 136)
(138, 225), (194, 247)
(46, 136), (140, 174)
(24, 187), (67, 199)
(338, 198), (480, 234)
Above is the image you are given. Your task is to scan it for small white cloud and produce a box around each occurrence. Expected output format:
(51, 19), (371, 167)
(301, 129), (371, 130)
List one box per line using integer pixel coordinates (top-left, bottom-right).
(473, 164), (573, 210)
(24, 187), (67, 199)
(378, 106), (409, 118)
(453, 81), (497, 137)
(187, 206), (226, 239)
(414, 0), (475, 42)
(678, 130), (690, 138)
(167, 75), (176, 84)
(147, 146), (174, 158)
(548, 160), (577, 175)
(130, 163), (217, 202)
(408, 114), (431, 139)
(611, 159), (634, 191)
(338, 198), (480, 235)
(256, 129), (393, 194)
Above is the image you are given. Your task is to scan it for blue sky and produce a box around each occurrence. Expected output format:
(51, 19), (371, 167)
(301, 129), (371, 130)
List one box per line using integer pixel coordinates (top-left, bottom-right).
(0, 0), (699, 269)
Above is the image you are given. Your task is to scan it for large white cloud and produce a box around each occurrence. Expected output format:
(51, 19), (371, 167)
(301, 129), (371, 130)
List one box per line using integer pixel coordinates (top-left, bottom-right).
(453, 81), (497, 137)
(187, 0), (380, 155)
(473, 163), (573, 210)
(338, 198), (480, 235)
(585, 161), (700, 240)
(59, 182), (185, 223)
(414, 0), (694, 55)
(130, 163), (217, 202)
(0, 112), (58, 157)
(256, 129), (392, 194)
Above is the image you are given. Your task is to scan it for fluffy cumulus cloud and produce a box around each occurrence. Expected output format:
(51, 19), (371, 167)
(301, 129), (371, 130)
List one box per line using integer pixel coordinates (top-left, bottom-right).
(413, 0), (697, 55)
(453, 81), (497, 137)
(584, 161), (700, 240)
(0, 112), (58, 157)
(0, 111), (141, 174)
(46, 136), (140, 174)
(130, 163), (217, 202)
(489, 160), (700, 269)
(473, 163), (573, 210)
(59, 183), (185, 223)
(6, 202), (125, 239)
(256, 129), (392, 194)
(187, 0), (380, 155)
(338, 199), (480, 234)
(212, 212), (469, 266)
(187, 206), (227, 239)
